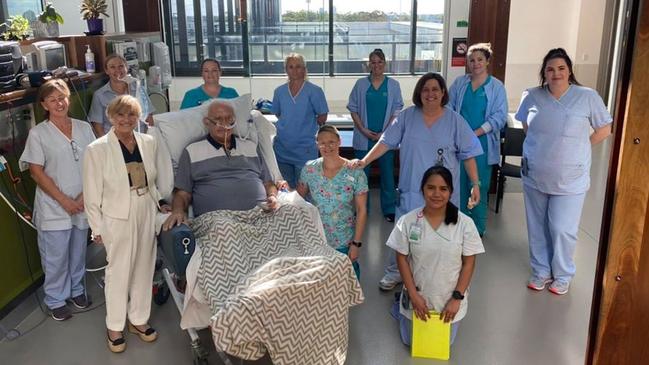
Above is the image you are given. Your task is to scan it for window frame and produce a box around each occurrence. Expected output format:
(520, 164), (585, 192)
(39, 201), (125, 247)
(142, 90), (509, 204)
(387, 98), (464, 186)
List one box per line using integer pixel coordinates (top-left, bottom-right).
(163, 0), (444, 77)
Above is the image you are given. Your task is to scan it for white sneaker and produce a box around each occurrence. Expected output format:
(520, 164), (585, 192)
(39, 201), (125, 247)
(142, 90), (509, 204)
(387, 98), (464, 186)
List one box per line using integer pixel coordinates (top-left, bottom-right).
(378, 276), (400, 291)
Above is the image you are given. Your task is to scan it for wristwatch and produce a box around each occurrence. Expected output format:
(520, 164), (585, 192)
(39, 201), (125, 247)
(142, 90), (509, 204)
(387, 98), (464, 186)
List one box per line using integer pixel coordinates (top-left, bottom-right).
(349, 240), (363, 248)
(452, 290), (465, 300)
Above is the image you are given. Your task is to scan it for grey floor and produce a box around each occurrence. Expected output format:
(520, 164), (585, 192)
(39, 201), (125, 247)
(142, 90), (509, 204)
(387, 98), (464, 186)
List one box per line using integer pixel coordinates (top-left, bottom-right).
(0, 141), (611, 365)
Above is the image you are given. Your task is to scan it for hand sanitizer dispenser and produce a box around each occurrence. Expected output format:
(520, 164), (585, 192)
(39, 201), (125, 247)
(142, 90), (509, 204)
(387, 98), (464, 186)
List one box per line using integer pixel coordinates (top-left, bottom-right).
(85, 45), (95, 73)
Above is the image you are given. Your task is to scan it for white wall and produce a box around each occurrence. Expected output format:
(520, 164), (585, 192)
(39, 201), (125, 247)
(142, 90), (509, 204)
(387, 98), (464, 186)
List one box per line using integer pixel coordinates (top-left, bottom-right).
(445, 0), (470, 82)
(505, 0), (606, 108)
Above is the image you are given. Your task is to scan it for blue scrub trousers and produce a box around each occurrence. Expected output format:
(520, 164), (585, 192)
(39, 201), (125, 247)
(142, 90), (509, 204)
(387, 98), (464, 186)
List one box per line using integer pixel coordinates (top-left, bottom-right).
(459, 135), (491, 235)
(278, 161), (304, 189)
(523, 184), (586, 283)
(37, 227), (88, 309)
(354, 144), (396, 216)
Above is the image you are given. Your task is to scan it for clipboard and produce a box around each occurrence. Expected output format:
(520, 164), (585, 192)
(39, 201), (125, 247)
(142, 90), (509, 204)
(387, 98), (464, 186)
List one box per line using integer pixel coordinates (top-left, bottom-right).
(411, 311), (451, 360)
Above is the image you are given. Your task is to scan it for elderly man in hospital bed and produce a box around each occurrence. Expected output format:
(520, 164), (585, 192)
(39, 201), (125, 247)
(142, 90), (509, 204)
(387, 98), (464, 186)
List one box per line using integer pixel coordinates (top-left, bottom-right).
(162, 101), (280, 230)
(150, 96), (363, 365)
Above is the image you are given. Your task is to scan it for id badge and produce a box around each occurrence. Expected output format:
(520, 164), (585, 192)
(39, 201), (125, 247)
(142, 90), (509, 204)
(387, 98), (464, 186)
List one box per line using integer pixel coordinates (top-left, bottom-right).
(409, 223), (422, 243)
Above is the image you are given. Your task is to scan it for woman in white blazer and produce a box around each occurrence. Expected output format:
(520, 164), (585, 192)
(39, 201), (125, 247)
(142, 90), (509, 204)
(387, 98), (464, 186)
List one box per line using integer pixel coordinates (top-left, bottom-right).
(83, 95), (170, 353)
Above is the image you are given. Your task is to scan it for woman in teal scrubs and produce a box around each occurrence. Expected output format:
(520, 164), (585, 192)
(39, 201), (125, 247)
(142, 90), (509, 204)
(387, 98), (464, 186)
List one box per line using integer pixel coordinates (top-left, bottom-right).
(448, 43), (508, 236)
(180, 58), (239, 109)
(348, 48), (403, 222)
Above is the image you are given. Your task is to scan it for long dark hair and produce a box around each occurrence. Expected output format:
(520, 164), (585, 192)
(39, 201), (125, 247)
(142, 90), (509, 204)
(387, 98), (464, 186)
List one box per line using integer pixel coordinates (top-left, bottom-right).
(420, 165), (458, 225)
(539, 48), (581, 86)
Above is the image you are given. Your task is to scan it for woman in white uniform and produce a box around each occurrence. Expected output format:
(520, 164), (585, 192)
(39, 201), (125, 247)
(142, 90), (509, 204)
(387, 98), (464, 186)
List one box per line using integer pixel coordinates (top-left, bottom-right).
(83, 95), (169, 352)
(20, 79), (96, 321)
(515, 48), (612, 295)
(388, 165), (484, 346)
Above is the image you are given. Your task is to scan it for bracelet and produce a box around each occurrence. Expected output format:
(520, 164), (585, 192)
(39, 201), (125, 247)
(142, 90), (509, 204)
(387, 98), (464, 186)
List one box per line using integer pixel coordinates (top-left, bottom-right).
(471, 180), (481, 187)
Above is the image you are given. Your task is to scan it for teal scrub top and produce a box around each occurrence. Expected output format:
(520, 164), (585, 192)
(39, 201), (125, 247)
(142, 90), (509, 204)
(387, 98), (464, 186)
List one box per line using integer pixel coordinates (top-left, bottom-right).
(460, 76), (491, 150)
(365, 77), (388, 133)
(180, 85), (239, 109)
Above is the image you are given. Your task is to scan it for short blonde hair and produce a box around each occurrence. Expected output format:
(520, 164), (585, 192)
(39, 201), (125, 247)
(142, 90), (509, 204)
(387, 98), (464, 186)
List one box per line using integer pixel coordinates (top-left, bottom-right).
(467, 43), (493, 60)
(106, 95), (142, 120)
(38, 79), (70, 101)
(284, 52), (307, 78)
(38, 79), (71, 119)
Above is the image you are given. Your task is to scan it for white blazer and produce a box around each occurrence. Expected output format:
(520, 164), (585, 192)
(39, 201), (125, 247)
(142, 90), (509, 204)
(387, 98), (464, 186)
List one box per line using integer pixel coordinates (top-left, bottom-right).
(83, 129), (162, 237)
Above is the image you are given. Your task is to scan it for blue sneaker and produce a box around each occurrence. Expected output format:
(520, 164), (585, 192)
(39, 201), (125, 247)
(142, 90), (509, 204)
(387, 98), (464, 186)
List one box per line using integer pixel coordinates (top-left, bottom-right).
(548, 280), (570, 295)
(527, 276), (552, 291)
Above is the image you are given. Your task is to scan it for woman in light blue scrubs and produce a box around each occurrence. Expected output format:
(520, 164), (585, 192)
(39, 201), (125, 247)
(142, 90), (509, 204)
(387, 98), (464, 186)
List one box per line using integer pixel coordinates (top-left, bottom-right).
(272, 53), (329, 188)
(515, 48), (612, 295)
(180, 58), (239, 109)
(348, 48), (403, 222)
(352, 72), (483, 291)
(449, 43), (508, 236)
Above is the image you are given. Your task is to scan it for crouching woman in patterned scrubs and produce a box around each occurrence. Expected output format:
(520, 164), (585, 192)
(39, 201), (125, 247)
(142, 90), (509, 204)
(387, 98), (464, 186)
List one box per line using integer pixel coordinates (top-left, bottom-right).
(388, 166), (484, 346)
(83, 95), (170, 353)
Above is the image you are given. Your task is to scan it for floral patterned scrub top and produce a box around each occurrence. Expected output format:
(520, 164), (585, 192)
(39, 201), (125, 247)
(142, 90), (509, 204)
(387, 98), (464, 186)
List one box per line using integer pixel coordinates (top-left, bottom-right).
(299, 158), (369, 249)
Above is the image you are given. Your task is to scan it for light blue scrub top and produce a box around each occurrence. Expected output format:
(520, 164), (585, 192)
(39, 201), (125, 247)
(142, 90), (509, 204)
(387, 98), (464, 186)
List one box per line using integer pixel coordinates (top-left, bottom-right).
(271, 81), (329, 165)
(88, 81), (155, 133)
(179, 85), (239, 109)
(380, 106), (483, 212)
(348, 76), (403, 150)
(366, 77), (388, 133)
(448, 74), (508, 165)
(515, 85), (612, 195)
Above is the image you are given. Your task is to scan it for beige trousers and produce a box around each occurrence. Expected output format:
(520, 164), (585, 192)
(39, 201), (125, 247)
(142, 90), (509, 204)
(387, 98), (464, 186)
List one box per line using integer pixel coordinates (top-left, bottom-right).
(103, 190), (157, 331)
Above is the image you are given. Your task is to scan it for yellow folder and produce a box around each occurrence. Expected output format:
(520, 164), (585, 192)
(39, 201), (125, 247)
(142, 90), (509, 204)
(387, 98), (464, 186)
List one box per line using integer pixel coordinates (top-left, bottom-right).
(411, 311), (451, 360)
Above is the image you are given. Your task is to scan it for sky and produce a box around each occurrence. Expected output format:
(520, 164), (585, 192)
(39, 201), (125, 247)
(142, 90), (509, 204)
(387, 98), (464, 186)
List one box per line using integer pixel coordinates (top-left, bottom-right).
(280, 0), (444, 15)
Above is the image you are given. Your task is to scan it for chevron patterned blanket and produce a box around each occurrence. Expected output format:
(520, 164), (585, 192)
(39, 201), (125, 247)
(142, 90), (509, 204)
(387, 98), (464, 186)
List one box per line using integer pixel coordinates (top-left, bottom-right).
(192, 204), (364, 365)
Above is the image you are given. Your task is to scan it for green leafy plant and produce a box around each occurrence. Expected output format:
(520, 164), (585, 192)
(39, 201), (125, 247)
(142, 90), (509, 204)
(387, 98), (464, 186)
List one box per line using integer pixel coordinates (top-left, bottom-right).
(80, 0), (110, 20)
(0, 15), (31, 41)
(38, 2), (64, 24)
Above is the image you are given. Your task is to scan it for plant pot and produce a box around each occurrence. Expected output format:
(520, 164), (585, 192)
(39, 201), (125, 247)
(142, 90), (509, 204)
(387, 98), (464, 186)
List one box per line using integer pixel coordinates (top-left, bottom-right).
(45, 22), (59, 37)
(86, 18), (104, 35)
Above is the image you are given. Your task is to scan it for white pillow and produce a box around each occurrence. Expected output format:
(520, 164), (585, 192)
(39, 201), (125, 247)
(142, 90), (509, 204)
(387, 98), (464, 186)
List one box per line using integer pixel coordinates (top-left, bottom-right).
(200, 95), (255, 143)
(152, 93), (253, 169)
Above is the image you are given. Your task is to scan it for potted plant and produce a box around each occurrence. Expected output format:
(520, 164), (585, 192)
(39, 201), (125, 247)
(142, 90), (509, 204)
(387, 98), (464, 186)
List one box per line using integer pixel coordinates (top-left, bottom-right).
(80, 0), (110, 35)
(34, 2), (64, 38)
(0, 15), (31, 41)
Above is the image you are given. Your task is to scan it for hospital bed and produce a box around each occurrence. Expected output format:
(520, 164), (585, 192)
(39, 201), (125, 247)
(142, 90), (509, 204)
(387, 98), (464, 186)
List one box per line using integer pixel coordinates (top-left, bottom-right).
(149, 95), (363, 365)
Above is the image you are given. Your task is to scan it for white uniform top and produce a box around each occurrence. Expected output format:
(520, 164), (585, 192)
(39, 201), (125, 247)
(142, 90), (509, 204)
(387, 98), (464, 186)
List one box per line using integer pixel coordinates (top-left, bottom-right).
(387, 208), (485, 322)
(515, 85), (612, 195)
(19, 119), (96, 230)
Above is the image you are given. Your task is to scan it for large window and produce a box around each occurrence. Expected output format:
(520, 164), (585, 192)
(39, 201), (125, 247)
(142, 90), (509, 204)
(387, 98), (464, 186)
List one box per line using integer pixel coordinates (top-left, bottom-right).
(164, 0), (445, 76)
(1, 0), (42, 23)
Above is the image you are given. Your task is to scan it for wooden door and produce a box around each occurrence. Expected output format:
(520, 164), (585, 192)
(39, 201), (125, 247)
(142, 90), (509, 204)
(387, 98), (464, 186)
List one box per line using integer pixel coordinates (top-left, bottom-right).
(467, 0), (510, 82)
(587, 0), (649, 363)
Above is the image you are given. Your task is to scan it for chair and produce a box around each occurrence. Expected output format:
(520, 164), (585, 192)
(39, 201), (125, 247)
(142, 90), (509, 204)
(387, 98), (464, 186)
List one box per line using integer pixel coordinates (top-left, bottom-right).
(495, 126), (525, 213)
